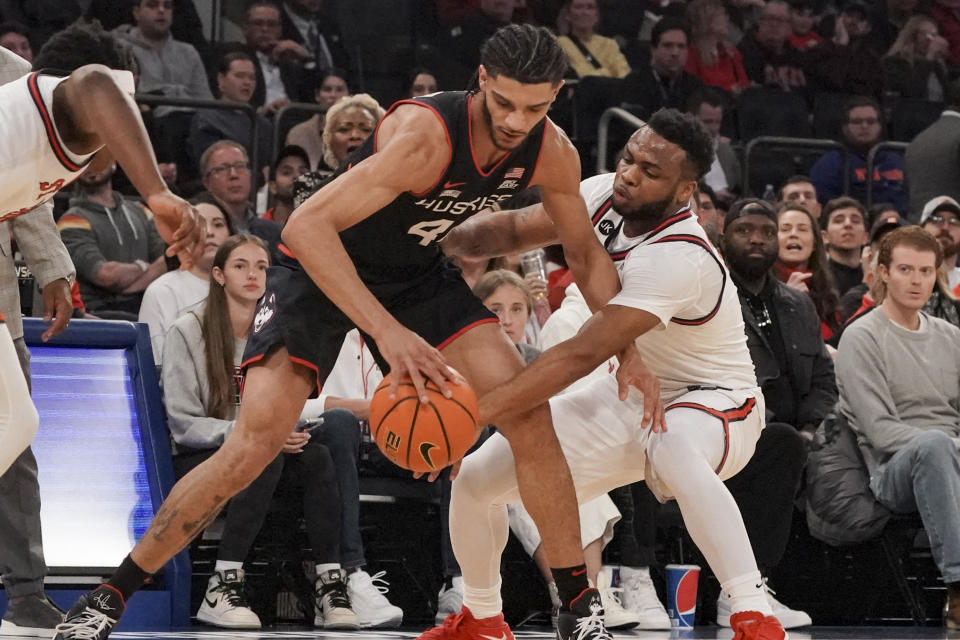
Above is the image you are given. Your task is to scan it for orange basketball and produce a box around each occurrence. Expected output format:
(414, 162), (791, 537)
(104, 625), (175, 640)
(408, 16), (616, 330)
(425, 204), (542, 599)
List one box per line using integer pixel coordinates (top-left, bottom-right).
(370, 374), (479, 473)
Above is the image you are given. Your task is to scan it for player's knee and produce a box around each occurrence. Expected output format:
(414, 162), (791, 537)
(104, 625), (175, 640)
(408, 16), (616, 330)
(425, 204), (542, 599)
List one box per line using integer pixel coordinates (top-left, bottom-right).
(217, 437), (281, 491)
(451, 457), (495, 508)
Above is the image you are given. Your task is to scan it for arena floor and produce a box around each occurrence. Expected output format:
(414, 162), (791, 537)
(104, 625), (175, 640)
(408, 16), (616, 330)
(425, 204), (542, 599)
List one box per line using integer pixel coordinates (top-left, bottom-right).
(35, 626), (957, 640)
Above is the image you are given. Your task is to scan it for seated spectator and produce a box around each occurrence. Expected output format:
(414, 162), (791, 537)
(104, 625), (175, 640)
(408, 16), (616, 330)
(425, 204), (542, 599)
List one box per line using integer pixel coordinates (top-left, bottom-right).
(0, 21), (32, 62)
(285, 68), (351, 169)
(809, 96), (907, 213)
(708, 198), (828, 627)
(933, 0), (960, 68)
(162, 234), (360, 630)
(293, 94), (386, 203)
(114, 0), (212, 176)
(787, 0), (822, 50)
(278, 0), (349, 72)
(905, 86), (960, 223)
(557, 0), (630, 79)
(877, 0), (924, 50)
(264, 145), (310, 225)
(778, 174), (821, 220)
(199, 140), (281, 248)
(738, 0), (808, 91)
(139, 196), (232, 365)
(470, 269), (637, 629)
(688, 87), (739, 206)
(57, 164), (168, 320)
(408, 67), (439, 97)
(839, 214), (902, 323)
(776, 203), (842, 341)
(237, 0), (313, 112)
(86, 0), (206, 49)
(821, 197), (869, 296)
(882, 15), (949, 102)
(190, 51), (274, 178)
(620, 17), (704, 118)
(804, 1), (884, 97)
(684, 0), (749, 94)
(835, 226), (960, 630)
(920, 196), (960, 289)
(868, 201), (901, 228)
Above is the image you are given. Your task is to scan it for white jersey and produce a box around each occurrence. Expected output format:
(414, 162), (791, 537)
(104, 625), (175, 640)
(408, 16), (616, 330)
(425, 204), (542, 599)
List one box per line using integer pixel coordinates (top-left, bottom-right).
(0, 72), (96, 223)
(580, 172), (757, 399)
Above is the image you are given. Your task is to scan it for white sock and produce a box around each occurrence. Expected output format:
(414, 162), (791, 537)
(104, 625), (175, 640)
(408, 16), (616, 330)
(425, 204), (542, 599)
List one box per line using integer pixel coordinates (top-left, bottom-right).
(316, 563), (341, 576)
(452, 576), (464, 590)
(214, 560), (243, 573)
(463, 580), (503, 620)
(721, 571), (772, 616)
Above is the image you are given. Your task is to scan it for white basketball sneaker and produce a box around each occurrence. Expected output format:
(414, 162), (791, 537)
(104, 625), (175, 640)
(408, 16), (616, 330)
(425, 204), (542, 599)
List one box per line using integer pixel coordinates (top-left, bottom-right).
(347, 569), (404, 628)
(196, 569), (261, 629)
(315, 569), (360, 629)
(597, 567), (640, 630)
(716, 577), (811, 629)
(435, 577), (464, 625)
(619, 566), (671, 630)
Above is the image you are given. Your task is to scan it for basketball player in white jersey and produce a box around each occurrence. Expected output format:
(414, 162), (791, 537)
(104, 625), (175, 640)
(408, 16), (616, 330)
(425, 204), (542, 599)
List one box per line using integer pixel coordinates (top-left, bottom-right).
(429, 110), (786, 640)
(0, 22), (202, 475)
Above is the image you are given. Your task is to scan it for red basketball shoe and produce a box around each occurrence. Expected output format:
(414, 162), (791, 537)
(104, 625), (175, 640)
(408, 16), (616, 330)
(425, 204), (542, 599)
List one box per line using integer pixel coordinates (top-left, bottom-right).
(730, 610), (787, 640)
(417, 606), (515, 640)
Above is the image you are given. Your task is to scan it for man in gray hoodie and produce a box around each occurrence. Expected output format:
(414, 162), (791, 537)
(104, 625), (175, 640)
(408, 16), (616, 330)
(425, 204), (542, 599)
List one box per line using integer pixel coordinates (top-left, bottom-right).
(836, 225), (960, 629)
(57, 164), (168, 319)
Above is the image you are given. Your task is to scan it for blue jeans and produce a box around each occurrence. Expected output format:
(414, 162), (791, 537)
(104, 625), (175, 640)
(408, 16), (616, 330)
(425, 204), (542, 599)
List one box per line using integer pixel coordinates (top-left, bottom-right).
(870, 429), (960, 583)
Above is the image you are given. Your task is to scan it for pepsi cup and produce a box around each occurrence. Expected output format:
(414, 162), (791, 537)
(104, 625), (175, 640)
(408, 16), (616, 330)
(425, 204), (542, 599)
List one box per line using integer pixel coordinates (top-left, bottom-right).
(665, 563), (700, 628)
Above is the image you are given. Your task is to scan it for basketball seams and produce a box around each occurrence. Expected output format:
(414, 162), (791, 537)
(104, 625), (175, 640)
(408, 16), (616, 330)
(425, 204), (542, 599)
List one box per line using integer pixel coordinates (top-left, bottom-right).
(405, 400), (422, 469)
(372, 395), (419, 440)
(426, 390), (478, 426)
(425, 401), (452, 465)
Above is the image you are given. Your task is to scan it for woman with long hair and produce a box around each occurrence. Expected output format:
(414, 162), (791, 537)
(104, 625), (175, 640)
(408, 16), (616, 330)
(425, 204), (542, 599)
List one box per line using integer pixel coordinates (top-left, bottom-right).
(162, 235), (375, 630)
(684, 0), (748, 94)
(775, 203), (841, 341)
(882, 15), (949, 101)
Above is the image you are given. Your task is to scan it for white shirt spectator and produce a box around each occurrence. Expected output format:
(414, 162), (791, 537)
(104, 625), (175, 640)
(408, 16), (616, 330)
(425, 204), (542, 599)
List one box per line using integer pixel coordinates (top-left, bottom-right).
(139, 269), (211, 366)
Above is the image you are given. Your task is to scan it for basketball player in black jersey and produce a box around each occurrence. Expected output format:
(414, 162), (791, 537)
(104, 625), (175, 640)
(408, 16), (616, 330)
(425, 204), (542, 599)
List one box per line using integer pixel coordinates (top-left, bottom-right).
(56, 25), (639, 640)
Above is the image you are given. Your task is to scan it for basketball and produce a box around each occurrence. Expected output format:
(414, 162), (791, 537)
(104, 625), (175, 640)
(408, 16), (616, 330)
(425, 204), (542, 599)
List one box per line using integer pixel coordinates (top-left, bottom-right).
(370, 374), (479, 473)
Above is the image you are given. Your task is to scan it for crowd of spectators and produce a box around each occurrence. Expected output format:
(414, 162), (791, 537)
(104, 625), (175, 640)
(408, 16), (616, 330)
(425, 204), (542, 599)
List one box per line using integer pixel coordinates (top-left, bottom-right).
(4, 0), (960, 632)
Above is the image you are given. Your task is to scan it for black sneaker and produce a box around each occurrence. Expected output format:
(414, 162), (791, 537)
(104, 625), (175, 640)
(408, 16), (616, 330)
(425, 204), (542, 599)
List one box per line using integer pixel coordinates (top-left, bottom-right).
(54, 585), (125, 640)
(1, 593), (65, 637)
(556, 588), (613, 640)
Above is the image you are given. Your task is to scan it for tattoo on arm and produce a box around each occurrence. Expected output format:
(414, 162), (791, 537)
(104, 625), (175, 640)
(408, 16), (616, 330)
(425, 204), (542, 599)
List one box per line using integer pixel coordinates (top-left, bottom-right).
(182, 495), (227, 537)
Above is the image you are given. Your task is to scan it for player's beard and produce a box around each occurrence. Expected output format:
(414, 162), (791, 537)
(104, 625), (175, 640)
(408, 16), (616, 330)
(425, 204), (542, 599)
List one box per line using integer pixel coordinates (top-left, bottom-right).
(480, 93), (518, 151)
(613, 192), (677, 225)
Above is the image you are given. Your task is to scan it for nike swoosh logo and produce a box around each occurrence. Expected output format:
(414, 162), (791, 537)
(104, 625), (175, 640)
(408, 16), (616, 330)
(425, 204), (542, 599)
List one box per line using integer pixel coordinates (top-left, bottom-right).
(444, 181), (466, 188)
(480, 634), (506, 640)
(420, 442), (438, 468)
(572, 568), (587, 576)
(204, 596), (219, 608)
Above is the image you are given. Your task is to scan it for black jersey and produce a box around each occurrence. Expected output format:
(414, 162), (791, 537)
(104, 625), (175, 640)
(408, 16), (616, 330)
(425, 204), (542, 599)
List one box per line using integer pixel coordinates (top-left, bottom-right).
(282, 91), (547, 286)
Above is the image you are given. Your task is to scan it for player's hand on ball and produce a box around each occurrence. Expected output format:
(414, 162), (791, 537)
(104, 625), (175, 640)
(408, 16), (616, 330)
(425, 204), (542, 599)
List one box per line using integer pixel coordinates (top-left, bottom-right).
(148, 190), (205, 269)
(616, 345), (666, 432)
(378, 323), (456, 403)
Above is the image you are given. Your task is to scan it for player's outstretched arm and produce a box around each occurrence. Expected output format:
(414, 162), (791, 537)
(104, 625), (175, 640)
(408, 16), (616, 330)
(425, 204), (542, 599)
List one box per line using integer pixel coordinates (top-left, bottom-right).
(58, 65), (202, 264)
(534, 126), (621, 312)
(282, 105), (458, 403)
(440, 203), (557, 258)
(478, 303), (660, 425)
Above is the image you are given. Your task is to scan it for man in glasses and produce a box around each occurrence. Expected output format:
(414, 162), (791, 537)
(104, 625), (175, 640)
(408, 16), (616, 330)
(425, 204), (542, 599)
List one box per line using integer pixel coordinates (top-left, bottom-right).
(809, 96), (907, 214)
(199, 140), (281, 249)
(919, 195), (960, 290)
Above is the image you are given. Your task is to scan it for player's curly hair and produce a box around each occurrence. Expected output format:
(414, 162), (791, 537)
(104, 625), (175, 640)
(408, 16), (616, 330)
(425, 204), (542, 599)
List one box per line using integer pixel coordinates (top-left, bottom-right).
(33, 19), (136, 73)
(645, 108), (715, 181)
(480, 24), (568, 86)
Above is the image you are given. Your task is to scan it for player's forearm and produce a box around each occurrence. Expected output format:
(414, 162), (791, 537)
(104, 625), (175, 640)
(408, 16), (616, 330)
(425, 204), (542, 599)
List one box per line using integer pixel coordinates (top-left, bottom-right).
(69, 67), (168, 201)
(479, 337), (603, 425)
(282, 215), (399, 340)
(441, 205), (555, 258)
(565, 244), (621, 313)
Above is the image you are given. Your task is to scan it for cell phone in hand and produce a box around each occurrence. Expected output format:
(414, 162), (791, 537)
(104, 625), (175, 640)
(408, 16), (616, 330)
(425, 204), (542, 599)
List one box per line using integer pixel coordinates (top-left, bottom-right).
(295, 418), (324, 435)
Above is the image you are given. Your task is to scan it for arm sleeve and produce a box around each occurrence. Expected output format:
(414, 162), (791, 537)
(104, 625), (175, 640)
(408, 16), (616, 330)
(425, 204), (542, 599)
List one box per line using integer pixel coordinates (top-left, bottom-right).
(138, 281), (173, 365)
(609, 244), (706, 328)
(57, 213), (106, 283)
(836, 324), (925, 453)
(12, 202), (75, 288)
(795, 296), (838, 427)
(161, 323), (236, 449)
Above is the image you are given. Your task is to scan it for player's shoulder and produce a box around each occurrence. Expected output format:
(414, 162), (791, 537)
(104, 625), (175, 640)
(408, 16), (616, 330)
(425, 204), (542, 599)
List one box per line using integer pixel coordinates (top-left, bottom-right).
(579, 172), (614, 202)
(376, 100), (452, 155)
(530, 117), (581, 189)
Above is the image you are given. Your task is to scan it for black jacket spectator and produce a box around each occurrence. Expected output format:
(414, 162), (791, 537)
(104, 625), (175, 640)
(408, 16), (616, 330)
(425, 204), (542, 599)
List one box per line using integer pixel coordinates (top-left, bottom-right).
(620, 18), (703, 119)
(733, 271), (837, 433)
(278, 0), (349, 72)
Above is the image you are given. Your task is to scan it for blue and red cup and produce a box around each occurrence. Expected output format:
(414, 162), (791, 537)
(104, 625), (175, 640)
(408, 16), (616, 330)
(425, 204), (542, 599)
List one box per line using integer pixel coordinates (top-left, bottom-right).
(665, 563), (700, 628)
